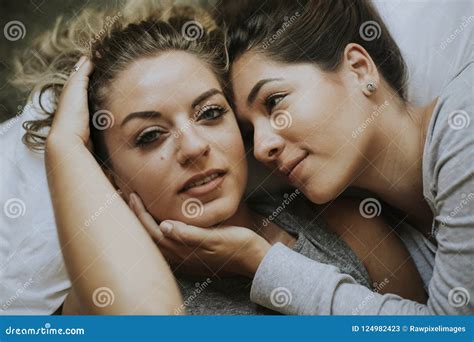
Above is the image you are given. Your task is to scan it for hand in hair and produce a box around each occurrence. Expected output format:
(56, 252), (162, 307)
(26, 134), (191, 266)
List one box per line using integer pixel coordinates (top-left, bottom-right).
(129, 192), (271, 278)
(48, 56), (93, 148)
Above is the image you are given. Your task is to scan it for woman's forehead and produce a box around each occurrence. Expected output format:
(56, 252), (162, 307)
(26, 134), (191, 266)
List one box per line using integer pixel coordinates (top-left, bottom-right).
(108, 52), (223, 117)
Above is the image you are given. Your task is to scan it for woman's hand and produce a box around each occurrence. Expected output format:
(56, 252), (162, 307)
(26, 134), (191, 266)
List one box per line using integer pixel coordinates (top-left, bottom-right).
(129, 193), (271, 278)
(47, 56), (93, 148)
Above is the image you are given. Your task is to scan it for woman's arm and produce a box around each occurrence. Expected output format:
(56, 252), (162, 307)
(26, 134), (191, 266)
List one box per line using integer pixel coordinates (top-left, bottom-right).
(46, 57), (182, 314)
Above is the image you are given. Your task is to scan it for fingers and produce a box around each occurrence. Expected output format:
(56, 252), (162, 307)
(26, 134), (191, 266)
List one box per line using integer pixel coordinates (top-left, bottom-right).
(128, 192), (212, 248)
(51, 56), (95, 144)
(63, 57), (93, 92)
(159, 220), (213, 246)
(129, 193), (164, 241)
(58, 57), (93, 110)
(69, 56), (93, 81)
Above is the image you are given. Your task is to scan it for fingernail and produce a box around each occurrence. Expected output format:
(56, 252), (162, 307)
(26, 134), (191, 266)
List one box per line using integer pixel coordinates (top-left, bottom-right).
(130, 193), (137, 205)
(74, 56), (87, 70)
(160, 221), (173, 233)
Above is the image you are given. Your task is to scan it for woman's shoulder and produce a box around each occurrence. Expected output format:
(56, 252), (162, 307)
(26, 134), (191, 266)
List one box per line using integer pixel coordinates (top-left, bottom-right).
(422, 61), (474, 221)
(428, 60), (473, 139)
(424, 61), (473, 172)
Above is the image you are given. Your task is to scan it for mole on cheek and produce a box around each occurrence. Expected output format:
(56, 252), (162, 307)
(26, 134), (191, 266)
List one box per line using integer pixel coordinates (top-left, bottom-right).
(160, 156), (164, 160)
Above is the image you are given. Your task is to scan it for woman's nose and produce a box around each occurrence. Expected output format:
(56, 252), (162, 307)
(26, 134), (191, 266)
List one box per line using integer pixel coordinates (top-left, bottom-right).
(253, 125), (285, 163)
(176, 127), (210, 166)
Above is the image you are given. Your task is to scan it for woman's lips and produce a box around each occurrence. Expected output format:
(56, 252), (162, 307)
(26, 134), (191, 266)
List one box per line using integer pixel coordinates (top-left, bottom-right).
(287, 154), (308, 184)
(180, 172), (226, 197)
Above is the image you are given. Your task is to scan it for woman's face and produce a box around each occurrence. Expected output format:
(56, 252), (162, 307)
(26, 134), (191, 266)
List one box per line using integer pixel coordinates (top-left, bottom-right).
(102, 51), (248, 227)
(231, 52), (375, 204)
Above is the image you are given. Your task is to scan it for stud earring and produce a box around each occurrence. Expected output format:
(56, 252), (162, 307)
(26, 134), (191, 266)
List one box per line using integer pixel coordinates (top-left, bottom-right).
(366, 82), (377, 93)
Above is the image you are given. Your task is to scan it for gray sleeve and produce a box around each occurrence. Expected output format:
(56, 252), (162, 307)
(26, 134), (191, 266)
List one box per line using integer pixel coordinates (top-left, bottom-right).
(250, 64), (474, 316)
(251, 230), (473, 315)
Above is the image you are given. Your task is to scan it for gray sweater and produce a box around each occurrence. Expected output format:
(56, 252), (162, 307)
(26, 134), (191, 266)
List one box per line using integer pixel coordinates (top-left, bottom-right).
(250, 62), (474, 315)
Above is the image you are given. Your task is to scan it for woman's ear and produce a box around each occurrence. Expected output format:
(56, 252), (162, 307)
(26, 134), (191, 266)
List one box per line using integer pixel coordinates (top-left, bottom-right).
(342, 43), (380, 96)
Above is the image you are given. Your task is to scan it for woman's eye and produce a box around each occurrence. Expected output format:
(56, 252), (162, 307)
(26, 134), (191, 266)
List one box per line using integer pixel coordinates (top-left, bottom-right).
(196, 106), (227, 121)
(135, 128), (164, 146)
(265, 93), (286, 112)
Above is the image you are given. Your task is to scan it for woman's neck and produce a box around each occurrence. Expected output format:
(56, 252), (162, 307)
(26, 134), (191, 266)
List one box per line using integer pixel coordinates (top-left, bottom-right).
(220, 202), (297, 247)
(354, 96), (438, 235)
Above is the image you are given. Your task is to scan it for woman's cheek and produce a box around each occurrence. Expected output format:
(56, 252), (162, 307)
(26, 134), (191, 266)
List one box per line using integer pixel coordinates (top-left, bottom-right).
(210, 121), (245, 155)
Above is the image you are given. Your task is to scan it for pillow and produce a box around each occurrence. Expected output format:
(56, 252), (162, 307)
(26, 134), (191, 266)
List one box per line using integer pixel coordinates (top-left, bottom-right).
(374, 0), (474, 106)
(0, 101), (70, 315)
(1, 0), (473, 315)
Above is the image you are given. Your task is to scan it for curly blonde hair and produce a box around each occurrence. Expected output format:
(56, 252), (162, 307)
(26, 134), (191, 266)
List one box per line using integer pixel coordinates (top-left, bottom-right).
(12, 0), (226, 157)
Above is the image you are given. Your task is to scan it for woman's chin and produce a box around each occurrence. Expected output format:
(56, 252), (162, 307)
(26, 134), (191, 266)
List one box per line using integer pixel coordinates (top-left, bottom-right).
(303, 181), (339, 205)
(173, 197), (240, 227)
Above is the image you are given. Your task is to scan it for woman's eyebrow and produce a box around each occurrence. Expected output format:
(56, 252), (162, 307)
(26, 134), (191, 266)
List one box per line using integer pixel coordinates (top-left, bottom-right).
(120, 111), (162, 127)
(192, 88), (223, 108)
(247, 78), (283, 107)
(120, 89), (222, 127)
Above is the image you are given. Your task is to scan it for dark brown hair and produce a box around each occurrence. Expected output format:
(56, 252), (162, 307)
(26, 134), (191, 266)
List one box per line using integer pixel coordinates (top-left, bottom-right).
(220, 0), (407, 100)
